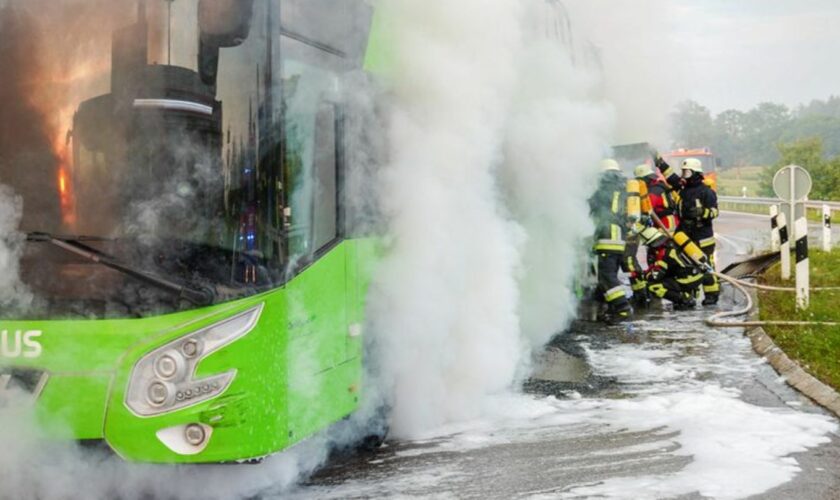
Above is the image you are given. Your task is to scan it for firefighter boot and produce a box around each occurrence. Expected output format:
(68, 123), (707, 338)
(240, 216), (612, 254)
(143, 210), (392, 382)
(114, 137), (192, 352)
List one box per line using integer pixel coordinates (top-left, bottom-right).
(604, 300), (633, 323)
(665, 290), (695, 311)
(675, 294), (697, 311)
(702, 294), (719, 306)
(632, 288), (651, 309)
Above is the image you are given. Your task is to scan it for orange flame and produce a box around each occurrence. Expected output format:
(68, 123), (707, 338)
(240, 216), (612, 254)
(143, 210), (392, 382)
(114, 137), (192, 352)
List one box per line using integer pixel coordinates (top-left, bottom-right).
(54, 133), (76, 227)
(43, 58), (110, 231)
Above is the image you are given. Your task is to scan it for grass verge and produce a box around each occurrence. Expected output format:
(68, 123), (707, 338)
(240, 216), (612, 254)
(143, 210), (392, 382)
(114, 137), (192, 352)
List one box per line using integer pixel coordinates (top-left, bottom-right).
(717, 166), (765, 197)
(758, 249), (840, 391)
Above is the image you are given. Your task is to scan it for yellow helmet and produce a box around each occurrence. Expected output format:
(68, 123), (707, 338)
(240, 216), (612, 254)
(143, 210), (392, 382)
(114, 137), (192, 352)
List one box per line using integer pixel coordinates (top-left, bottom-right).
(601, 159), (621, 172)
(681, 158), (703, 173)
(639, 227), (666, 248)
(634, 164), (655, 179)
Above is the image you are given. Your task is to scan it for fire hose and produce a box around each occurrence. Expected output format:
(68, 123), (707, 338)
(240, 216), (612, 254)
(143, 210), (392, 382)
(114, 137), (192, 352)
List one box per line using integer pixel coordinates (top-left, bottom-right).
(706, 272), (840, 328)
(643, 212), (840, 328)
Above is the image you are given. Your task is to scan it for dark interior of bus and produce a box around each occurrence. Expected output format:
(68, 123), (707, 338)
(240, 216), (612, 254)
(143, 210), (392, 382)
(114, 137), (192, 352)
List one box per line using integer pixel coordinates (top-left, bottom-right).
(0, 0), (374, 319)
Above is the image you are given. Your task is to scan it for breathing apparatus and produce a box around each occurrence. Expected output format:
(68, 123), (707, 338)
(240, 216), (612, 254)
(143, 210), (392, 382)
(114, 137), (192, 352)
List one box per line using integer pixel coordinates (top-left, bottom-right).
(648, 210), (714, 274)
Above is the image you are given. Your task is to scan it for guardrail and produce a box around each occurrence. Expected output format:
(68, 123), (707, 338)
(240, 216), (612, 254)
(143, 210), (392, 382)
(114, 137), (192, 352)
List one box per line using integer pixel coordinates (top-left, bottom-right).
(719, 196), (840, 210)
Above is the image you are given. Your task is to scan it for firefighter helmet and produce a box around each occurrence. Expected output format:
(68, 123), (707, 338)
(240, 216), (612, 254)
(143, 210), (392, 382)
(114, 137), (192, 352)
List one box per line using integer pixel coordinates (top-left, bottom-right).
(639, 227), (666, 248)
(681, 158), (703, 173)
(601, 159), (621, 172)
(634, 164), (655, 179)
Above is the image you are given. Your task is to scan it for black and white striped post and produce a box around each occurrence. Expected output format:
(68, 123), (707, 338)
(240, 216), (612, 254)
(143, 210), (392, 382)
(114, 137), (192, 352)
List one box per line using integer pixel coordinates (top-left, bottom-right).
(773, 165), (812, 281)
(778, 211), (791, 280)
(770, 204), (780, 252)
(795, 217), (809, 310)
(823, 205), (832, 252)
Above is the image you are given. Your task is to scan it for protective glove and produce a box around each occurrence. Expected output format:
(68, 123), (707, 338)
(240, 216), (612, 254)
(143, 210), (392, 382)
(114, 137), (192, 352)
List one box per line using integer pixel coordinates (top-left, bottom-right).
(645, 268), (663, 282)
(654, 155), (671, 173)
(630, 221), (646, 235)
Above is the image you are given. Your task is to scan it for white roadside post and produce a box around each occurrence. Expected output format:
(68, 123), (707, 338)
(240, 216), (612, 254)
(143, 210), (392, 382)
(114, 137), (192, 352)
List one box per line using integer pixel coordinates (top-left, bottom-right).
(773, 165), (812, 284)
(778, 211), (791, 280)
(795, 217), (810, 310)
(823, 205), (832, 252)
(770, 204), (780, 252)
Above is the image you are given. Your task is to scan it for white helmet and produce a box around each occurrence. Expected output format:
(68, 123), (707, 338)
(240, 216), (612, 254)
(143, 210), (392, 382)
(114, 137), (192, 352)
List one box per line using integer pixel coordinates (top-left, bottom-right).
(634, 164), (655, 179)
(601, 159), (621, 172)
(681, 158), (703, 173)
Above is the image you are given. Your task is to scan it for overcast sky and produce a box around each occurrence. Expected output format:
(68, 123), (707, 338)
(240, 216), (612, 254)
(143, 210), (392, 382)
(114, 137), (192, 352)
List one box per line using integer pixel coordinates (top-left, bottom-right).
(671, 0), (840, 113)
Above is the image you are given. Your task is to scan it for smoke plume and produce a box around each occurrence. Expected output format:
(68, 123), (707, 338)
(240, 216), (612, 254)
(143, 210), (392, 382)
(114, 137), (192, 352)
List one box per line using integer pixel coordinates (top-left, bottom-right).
(564, 0), (683, 146)
(0, 5), (61, 232)
(0, 0), (618, 496)
(0, 185), (32, 311)
(502, 18), (612, 356)
(366, 0), (613, 438)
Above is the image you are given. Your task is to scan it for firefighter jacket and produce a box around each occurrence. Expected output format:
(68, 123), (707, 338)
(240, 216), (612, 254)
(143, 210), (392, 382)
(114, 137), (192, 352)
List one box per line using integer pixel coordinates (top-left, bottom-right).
(642, 176), (680, 231)
(677, 175), (719, 242)
(589, 171), (627, 254)
(656, 156), (683, 192)
(646, 242), (703, 289)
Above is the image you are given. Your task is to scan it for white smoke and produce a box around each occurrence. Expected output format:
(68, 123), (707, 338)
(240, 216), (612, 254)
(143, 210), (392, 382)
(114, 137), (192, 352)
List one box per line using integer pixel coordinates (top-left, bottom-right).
(564, 0), (683, 146)
(503, 11), (612, 355)
(367, 0), (613, 438)
(0, 0), (618, 495)
(0, 185), (33, 311)
(0, 402), (328, 500)
(367, 0), (526, 438)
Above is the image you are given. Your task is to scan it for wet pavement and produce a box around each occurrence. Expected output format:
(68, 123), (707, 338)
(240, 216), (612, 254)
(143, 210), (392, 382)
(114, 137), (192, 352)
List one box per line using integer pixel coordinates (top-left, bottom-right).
(289, 213), (840, 499)
(715, 210), (840, 258)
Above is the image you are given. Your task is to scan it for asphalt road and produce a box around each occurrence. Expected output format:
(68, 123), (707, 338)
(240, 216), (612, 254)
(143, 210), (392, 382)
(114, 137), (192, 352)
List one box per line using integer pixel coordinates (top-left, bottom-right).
(290, 212), (840, 500)
(715, 210), (840, 258)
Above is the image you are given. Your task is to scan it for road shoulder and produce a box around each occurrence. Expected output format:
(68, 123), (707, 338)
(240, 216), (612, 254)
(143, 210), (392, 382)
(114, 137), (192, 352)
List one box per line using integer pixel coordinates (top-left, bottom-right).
(747, 293), (840, 419)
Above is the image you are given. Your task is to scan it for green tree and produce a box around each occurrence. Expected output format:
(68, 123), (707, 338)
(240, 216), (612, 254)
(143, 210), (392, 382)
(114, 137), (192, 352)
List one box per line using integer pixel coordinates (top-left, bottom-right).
(743, 102), (792, 165)
(797, 95), (840, 119)
(671, 100), (714, 149)
(670, 98), (840, 178)
(780, 114), (840, 158)
(759, 138), (840, 200)
(713, 109), (747, 167)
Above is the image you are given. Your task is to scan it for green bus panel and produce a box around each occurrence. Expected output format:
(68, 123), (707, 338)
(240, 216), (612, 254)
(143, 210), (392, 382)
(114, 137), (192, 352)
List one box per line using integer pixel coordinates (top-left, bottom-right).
(1, 240), (374, 463)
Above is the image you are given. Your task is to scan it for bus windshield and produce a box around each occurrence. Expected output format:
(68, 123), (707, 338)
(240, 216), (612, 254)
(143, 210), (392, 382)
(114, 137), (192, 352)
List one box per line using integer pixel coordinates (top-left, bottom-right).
(0, 0), (372, 319)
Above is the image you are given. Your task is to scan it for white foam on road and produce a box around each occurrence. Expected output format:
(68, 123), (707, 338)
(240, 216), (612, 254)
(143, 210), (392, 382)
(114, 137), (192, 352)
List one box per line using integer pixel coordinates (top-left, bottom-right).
(294, 384), (836, 499)
(555, 315), (838, 499)
(295, 314), (838, 499)
(555, 385), (836, 500)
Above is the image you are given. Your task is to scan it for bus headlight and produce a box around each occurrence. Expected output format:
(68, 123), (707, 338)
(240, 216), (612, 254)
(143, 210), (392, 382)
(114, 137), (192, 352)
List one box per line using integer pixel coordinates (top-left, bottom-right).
(154, 353), (184, 380)
(125, 303), (264, 417)
(147, 381), (173, 407)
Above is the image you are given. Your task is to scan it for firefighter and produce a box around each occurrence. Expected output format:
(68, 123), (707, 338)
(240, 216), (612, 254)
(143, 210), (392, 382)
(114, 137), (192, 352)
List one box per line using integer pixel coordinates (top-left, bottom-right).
(589, 159), (633, 322)
(623, 175), (649, 308)
(655, 156), (720, 305)
(655, 154), (683, 189)
(634, 163), (679, 232)
(638, 227), (703, 310)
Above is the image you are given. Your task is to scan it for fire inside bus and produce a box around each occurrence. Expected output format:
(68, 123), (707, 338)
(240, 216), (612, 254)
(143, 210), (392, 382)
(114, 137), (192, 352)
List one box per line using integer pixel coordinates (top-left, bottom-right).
(0, 0), (380, 463)
(610, 144), (720, 190)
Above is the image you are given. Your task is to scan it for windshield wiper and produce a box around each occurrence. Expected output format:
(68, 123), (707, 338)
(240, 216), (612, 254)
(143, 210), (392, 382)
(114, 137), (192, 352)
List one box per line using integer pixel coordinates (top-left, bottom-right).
(26, 232), (215, 306)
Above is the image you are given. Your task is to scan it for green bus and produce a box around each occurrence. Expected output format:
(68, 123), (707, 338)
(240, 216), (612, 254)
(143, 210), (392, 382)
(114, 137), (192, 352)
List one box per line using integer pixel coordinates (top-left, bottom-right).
(0, 0), (380, 463)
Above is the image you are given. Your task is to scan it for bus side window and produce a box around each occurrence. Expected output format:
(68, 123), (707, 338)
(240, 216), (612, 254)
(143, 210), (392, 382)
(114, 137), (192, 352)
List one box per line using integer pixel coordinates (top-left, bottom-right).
(312, 103), (339, 252)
